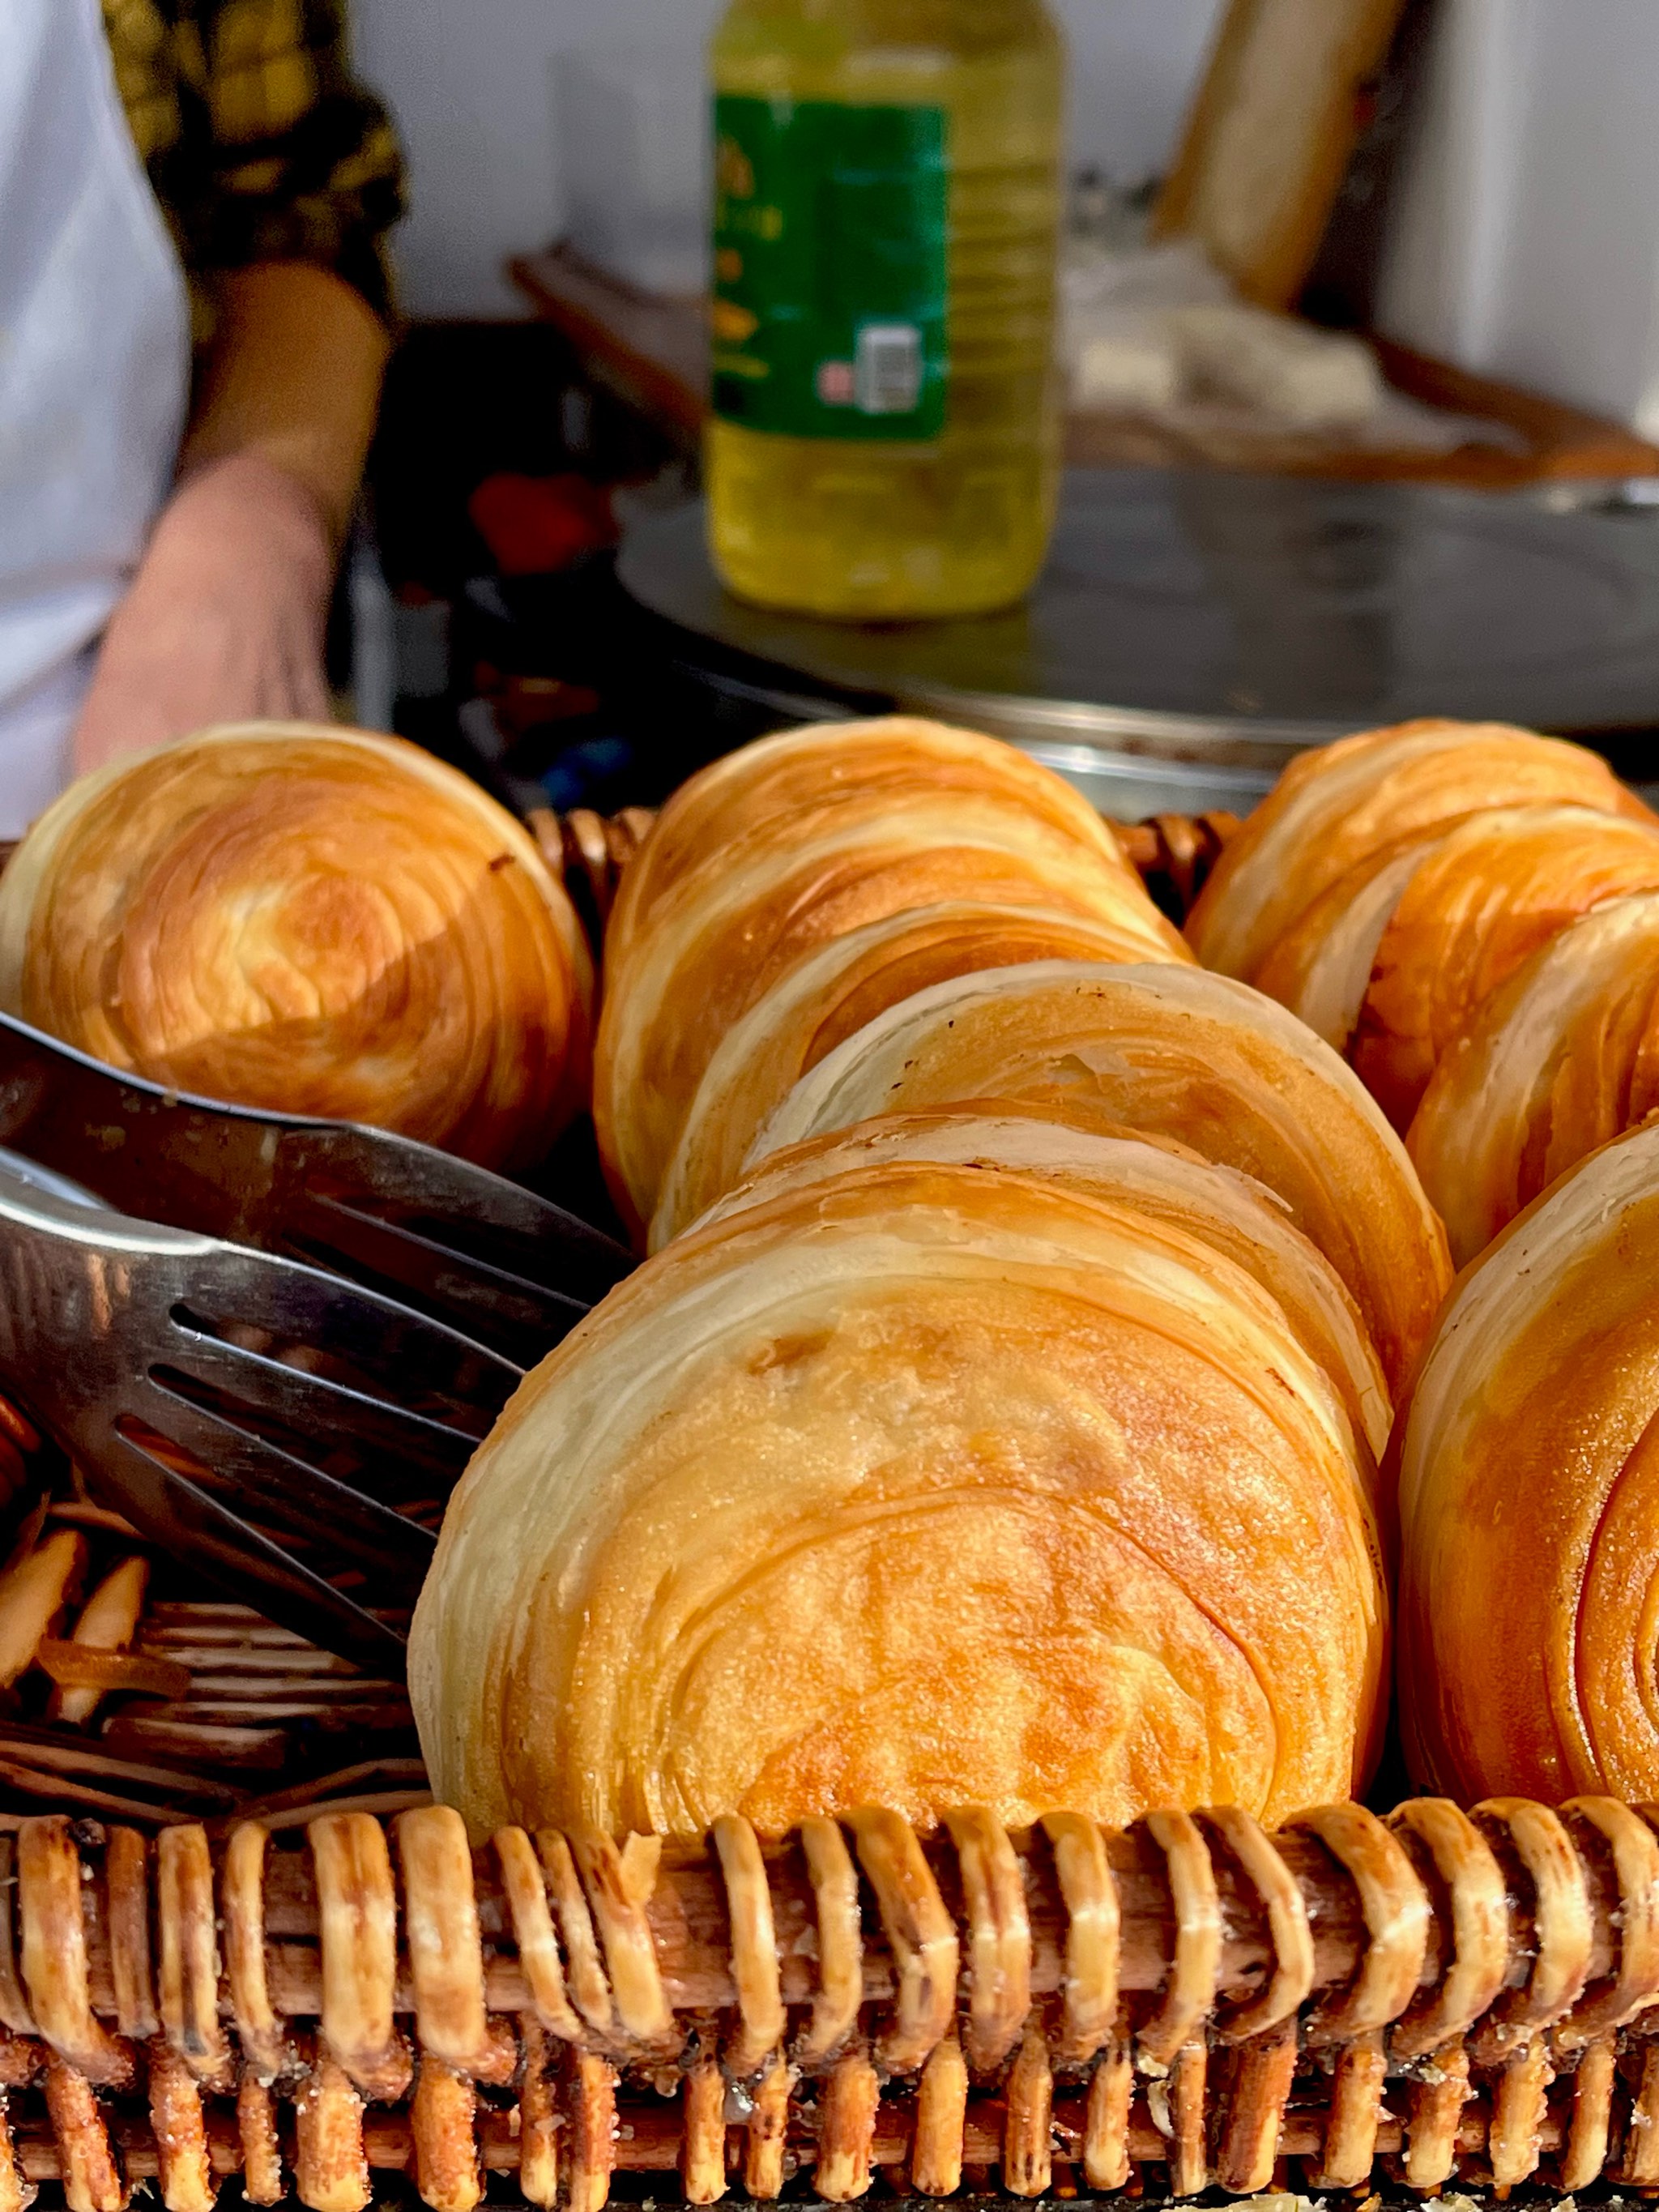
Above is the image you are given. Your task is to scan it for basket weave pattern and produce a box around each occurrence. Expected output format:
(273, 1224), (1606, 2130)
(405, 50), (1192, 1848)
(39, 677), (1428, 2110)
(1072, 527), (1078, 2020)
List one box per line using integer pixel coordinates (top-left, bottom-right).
(522, 810), (1241, 937)
(0, 1796), (1655, 2211)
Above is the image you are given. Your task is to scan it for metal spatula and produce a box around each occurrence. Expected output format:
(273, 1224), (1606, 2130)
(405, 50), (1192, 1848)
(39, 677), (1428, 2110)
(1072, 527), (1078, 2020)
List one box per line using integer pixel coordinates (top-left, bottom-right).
(0, 1010), (633, 1365)
(0, 1152), (519, 1666)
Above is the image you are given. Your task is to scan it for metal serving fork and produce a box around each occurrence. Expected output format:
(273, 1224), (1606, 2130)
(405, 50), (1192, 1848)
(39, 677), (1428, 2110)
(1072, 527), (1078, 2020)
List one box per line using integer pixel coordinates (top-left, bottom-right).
(0, 1151), (522, 1666)
(0, 1010), (633, 1365)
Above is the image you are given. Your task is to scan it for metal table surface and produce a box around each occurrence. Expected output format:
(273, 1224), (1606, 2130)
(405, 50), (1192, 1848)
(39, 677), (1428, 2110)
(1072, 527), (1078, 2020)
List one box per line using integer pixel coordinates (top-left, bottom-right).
(619, 469), (1659, 813)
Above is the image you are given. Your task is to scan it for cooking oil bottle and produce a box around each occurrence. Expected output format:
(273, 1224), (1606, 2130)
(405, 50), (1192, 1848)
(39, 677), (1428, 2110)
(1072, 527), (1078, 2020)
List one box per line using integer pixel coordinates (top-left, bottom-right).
(708, 0), (1064, 620)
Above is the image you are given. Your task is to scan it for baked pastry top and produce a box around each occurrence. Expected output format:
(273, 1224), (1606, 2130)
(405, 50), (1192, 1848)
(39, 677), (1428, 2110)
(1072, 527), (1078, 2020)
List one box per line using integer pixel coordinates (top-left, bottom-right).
(1410, 890), (1659, 1263)
(652, 899), (1188, 1249)
(702, 1105), (1392, 1465)
(595, 717), (1186, 1236)
(752, 959), (1451, 1399)
(1261, 804), (1659, 1131)
(1398, 1117), (1659, 1800)
(1188, 717), (1659, 1253)
(412, 1145), (1386, 1841)
(0, 724), (594, 1170)
(1188, 717), (1649, 982)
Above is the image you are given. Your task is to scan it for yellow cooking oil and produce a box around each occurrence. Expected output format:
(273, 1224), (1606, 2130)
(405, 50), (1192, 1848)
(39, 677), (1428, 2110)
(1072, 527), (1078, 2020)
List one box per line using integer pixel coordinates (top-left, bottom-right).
(708, 0), (1064, 620)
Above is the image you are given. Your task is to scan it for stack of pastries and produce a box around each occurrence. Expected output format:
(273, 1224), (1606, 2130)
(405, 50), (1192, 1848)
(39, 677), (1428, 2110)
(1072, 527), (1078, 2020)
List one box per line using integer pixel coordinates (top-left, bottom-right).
(1187, 717), (1659, 1258)
(595, 716), (1190, 1240)
(1186, 715), (1659, 1804)
(23, 706), (1659, 1834)
(414, 716), (1452, 1843)
(0, 724), (594, 1171)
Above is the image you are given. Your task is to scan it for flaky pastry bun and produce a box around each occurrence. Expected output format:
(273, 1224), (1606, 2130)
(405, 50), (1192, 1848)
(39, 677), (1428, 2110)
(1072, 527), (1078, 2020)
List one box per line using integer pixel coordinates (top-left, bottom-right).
(1187, 719), (1649, 981)
(1410, 893), (1659, 1263)
(0, 725), (593, 1169)
(753, 962), (1451, 1398)
(594, 718), (1185, 1236)
(1258, 805), (1659, 1132)
(1398, 1119), (1659, 1800)
(651, 900), (1187, 1249)
(699, 1107), (1391, 1464)
(412, 1155), (1386, 1840)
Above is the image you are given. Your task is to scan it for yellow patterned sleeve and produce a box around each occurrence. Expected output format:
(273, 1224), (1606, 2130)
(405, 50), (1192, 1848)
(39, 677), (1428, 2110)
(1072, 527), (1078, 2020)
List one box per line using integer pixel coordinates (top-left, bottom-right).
(101, 0), (405, 322)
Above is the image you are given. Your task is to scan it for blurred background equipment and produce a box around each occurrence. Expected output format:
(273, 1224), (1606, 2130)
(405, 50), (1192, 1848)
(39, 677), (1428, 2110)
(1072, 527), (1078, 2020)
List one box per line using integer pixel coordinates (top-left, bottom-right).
(1376, 0), (1659, 440)
(556, 37), (710, 297)
(339, 0), (1659, 824)
(616, 472), (1659, 818)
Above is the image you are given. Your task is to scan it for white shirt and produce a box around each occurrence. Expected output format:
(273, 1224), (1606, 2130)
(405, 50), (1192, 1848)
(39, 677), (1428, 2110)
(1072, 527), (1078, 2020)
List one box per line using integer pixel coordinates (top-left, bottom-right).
(0, 0), (192, 835)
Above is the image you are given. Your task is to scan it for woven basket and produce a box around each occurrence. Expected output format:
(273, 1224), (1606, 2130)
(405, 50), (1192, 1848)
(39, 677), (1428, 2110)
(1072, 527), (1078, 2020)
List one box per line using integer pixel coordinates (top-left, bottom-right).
(0, 1795), (1650, 2211)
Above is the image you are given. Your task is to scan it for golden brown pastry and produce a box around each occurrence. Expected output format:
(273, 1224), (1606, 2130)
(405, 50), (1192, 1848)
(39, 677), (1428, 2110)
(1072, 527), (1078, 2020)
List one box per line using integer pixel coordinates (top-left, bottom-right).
(1397, 1118), (1659, 1800)
(1187, 718), (1650, 981)
(651, 900), (1185, 1249)
(1409, 891), (1659, 1263)
(0, 724), (593, 1171)
(1239, 828), (1452, 1055)
(1256, 805), (1659, 1132)
(699, 1106), (1392, 1465)
(752, 960), (1451, 1397)
(412, 1153), (1387, 1840)
(594, 718), (1188, 1236)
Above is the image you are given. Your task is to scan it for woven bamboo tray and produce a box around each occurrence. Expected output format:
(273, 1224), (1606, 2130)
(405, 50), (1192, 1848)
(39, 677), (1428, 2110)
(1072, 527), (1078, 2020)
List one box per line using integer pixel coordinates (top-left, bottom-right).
(0, 1422), (424, 1832)
(0, 1794), (1653, 2211)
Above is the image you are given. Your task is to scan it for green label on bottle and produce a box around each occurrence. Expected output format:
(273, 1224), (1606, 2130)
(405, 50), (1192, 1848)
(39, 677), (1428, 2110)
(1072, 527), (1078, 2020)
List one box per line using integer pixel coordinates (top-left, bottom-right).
(711, 93), (949, 442)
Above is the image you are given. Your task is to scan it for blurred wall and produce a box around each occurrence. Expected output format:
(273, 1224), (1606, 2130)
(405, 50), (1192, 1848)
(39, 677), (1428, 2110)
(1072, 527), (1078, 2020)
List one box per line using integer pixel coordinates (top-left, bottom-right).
(1379, 0), (1659, 431)
(352, 0), (1226, 318)
(1062, 0), (1225, 185)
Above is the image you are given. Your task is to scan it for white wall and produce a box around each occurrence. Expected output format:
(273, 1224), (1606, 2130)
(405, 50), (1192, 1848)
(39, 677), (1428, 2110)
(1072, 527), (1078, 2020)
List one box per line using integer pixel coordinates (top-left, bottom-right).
(1378, 0), (1659, 431)
(352, 0), (1224, 319)
(352, 0), (718, 317)
(1060, 0), (1225, 185)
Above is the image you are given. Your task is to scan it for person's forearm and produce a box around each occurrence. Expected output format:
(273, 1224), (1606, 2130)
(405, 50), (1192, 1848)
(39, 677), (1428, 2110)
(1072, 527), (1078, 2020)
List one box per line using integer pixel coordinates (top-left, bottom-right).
(71, 265), (390, 775)
(180, 261), (391, 547)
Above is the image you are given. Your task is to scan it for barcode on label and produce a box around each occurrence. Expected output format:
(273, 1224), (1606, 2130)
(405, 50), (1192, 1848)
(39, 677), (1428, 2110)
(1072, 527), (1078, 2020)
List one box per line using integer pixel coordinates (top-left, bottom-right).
(855, 323), (924, 416)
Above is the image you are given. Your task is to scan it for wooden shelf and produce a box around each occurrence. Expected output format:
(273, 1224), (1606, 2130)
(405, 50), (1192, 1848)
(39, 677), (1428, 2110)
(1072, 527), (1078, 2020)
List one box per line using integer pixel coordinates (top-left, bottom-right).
(511, 245), (707, 451)
(513, 243), (1659, 489)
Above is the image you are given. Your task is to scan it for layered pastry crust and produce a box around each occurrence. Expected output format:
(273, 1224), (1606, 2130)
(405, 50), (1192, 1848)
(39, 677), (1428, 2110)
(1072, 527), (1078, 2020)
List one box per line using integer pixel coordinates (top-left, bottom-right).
(1188, 719), (1651, 982)
(594, 719), (1186, 1236)
(652, 901), (1189, 1249)
(0, 724), (593, 1169)
(1410, 891), (1659, 1263)
(1398, 1119), (1659, 1799)
(1260, 805), (1659, 1132)
(1188, 723), (1659, 1248)
(752, 961), (1451, 1398)
(412, 1156), (1386, 1841)
(700, 1108), (1392, 1465)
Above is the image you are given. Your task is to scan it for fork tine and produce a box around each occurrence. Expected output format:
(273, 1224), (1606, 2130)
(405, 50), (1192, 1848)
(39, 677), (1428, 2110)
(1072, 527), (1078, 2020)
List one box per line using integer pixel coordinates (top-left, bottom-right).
(285, 1123), (634, 1301)
(283, 1194), (593, 1364)
(157, 1322), (481, 1478)
(134, 1382), (437, 1591)
(97, 1428), (409, 1668)
(181, 1245), (522, 1418)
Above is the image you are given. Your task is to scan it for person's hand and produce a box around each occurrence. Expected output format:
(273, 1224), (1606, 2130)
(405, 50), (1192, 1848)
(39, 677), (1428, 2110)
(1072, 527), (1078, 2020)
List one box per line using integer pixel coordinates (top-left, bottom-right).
(71, 451), (335, 777)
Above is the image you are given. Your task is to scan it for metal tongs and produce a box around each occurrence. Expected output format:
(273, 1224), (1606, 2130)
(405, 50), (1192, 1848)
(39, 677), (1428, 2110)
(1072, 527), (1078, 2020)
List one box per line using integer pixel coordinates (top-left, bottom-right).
(0, 1013), (637, 1664)
(0, 1010), (632, 1364)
